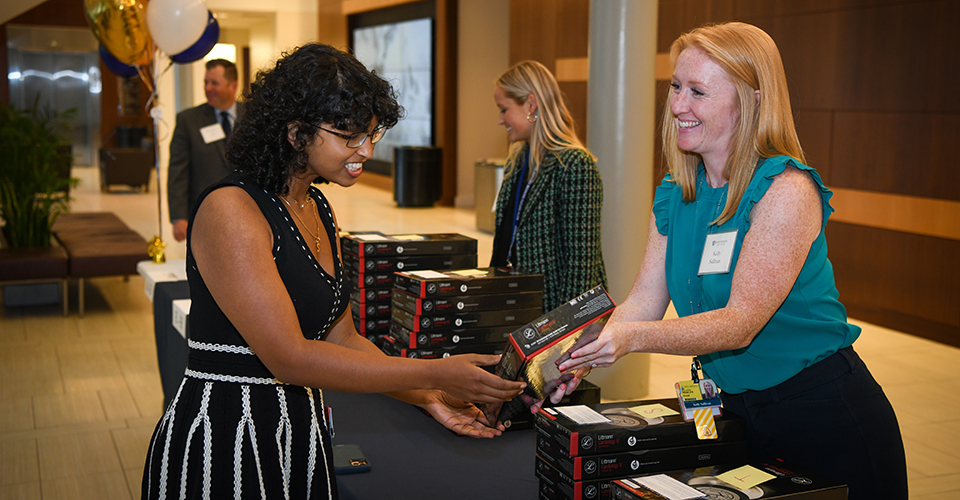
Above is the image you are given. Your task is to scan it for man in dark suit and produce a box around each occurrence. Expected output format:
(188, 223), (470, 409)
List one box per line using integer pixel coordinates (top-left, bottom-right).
(167, 59), (240, 242)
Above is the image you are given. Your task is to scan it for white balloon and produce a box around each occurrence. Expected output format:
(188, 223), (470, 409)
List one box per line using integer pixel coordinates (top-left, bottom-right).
(146, 0), (209, 56)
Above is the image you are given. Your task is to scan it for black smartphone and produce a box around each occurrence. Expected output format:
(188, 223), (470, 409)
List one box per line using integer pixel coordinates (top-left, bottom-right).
(333, 444), (371, 474)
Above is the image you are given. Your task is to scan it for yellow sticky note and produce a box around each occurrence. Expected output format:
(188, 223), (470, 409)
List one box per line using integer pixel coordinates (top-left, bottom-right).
(629, 403), (680, 418)
(717, 465), (776, 490)
(693, 408), (717, 440)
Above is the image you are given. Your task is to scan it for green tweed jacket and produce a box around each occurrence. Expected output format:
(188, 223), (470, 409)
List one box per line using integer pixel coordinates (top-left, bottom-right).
(492, 145), (607, 311)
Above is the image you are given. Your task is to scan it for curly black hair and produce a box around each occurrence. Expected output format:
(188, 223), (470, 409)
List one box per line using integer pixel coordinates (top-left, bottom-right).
(227, 43), (402, 194)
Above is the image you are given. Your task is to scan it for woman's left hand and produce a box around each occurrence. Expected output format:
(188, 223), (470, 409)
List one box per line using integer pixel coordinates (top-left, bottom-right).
(556, 320), (633, 373)
(421, 391), (505, 438)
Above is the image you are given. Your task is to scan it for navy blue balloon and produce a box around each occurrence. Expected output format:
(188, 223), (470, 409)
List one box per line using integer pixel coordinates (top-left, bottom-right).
(99, 44), (139, 77)
(170, 11), (220, 64)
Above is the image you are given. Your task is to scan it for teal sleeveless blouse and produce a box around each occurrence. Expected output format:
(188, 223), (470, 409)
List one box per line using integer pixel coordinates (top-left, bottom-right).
(653, 156), (860, 393)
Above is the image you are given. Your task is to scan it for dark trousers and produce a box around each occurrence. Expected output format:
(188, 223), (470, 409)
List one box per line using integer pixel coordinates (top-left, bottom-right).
(720, 347), (908, 500)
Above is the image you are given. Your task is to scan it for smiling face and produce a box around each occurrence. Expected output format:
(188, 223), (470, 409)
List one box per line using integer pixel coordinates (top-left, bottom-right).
(494, 85), (534, 143)
(669, 47), (742, 173)
(293, 120), (379, 187)
(204, 65), (238, 111)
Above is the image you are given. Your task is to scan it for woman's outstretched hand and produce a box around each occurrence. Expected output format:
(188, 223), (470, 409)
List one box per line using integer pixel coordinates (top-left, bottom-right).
(421, 390), (505, 438)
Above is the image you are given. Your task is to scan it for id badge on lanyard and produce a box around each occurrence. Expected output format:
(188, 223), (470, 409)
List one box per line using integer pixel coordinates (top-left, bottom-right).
(675, 357), (722, 439)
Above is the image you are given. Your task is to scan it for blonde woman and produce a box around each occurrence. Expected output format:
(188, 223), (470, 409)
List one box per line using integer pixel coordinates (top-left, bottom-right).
(558, 23), (907, 500)
(491, 60), (606, 311)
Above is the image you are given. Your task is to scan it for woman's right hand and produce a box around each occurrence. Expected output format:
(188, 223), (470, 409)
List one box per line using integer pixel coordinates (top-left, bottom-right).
(432, 354), (525, 404)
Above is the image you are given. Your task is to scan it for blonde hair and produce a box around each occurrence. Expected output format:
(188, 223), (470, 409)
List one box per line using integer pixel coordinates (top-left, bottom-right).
(496, 60), (593, 175)
(661, 22), (805, 225)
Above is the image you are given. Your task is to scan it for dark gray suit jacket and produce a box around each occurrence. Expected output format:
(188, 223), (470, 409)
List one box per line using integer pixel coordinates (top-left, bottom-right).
(167, 102), (238, 222)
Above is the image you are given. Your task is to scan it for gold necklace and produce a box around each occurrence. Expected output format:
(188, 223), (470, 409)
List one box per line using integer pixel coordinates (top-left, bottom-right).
(280, 194), (322, 253)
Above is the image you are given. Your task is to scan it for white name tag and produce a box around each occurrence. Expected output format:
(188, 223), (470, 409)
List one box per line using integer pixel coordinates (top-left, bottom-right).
(698, 230), (737, 275)
(200, 123), (225, 144)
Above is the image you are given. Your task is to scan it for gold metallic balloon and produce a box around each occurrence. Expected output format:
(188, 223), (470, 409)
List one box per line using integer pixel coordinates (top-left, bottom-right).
(84, 0), (153, 66)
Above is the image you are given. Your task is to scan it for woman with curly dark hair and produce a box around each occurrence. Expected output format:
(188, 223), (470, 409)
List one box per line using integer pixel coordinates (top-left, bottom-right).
(142, 43), (524, 500)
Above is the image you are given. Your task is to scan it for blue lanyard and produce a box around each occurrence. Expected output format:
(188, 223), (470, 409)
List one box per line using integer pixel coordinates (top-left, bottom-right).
(507, 154), (533, 265)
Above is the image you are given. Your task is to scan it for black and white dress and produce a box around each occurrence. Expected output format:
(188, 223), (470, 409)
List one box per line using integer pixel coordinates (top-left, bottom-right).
(142, 172), (347, 499)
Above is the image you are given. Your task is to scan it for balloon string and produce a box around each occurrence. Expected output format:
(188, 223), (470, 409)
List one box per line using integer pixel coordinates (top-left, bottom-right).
(151, 46), (164, 244)
(144, 59), (174, 111)
(136, 65), (154, 94)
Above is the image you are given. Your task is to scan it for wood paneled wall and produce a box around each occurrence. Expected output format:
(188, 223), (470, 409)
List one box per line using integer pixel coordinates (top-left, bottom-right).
(509, 0), (590, 144)
(656, 0), (960, 346)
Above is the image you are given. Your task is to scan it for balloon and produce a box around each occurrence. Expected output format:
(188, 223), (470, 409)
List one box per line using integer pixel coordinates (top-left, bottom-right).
(170, 11), (220, 64)
(99, 44), (139, 77)
(84, 0), (152, 66)
(147, 0), (209, 56)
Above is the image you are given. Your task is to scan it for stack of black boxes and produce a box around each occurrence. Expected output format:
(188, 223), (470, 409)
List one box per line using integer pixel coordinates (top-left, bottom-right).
(384, 267), (545, 360)
(535, 399), (748, 500)
(609, 458), (847, 500)
(341, 232), (478, 340)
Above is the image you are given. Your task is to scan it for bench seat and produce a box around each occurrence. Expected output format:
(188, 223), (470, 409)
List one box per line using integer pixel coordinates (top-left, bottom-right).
(52, 212), (150, 315)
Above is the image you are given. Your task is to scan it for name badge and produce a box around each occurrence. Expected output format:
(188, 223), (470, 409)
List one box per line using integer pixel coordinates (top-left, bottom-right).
(200, 123), (225, 144)
(698, 230), (737, 275)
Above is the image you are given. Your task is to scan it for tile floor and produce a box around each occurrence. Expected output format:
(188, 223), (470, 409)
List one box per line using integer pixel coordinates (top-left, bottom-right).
(1, 166), (958, 499)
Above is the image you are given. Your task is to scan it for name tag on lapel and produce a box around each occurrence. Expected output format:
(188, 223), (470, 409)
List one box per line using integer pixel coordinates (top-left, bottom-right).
(200, 123), (225, 144)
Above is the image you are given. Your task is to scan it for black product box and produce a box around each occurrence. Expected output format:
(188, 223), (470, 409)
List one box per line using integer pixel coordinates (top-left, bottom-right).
(502, 379), (602, 430)
(536, 398), (746, 457)
(388, 322), (515, 349)
(609, 458), (847, 500)
(342, 232), (477, 257)
(537, 434), (748, 481)
(353, 315), (391, 335)
(394, 267), (544, 297)
(380, 335), (504, 358)
(343, 252), (478, 275)
(350, 287), (393, 305)
(391, 306), (542, 332)
(391, 288), (544, 315)
(537, 456), (611, 500)
(482, 286), (615, 424)
(349, 299), (392, 320)
(343, 267), (395, 289)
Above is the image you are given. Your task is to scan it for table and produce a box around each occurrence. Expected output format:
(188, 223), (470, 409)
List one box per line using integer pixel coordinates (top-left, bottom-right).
(136, 259), (187, 302)
(152, 280), (190, 409)
(325, 390), (538, 499)
(137, 260), (191, 409)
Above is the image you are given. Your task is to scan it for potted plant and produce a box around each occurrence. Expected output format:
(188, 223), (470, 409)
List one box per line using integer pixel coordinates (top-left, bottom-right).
(0, 98), (77, 248)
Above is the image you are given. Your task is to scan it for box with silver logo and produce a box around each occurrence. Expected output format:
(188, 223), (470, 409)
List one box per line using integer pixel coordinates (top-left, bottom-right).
(393, 267), (543, 298)
(342, 233), (477, 257)
(535, 398), (746, 457)
(481, 285), (615, 424)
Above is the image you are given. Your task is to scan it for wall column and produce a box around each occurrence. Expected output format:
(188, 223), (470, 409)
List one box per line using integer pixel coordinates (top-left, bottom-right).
(584, 0), (658, 401)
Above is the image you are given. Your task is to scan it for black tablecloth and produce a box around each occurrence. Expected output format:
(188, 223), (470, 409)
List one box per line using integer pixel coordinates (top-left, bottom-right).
(325, 391), (538, 499)
(152, 280), (190, 410)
